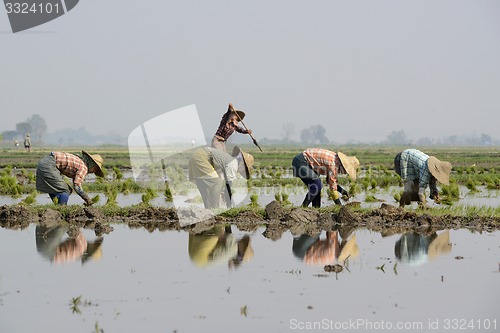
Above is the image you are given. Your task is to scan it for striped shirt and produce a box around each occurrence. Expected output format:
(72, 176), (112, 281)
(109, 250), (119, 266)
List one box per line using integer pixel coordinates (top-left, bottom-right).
(214, 110), (248, 141)
(303, 148), (341, 191)
(399, 149), (431, 190)
(53, 152), (88, 187)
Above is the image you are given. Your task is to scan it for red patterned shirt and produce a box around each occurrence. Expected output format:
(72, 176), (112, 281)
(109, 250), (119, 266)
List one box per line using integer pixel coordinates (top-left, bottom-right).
(303, 148), (341, 191)
(53, 152), (88, 187)
(214, 110), (248, 140)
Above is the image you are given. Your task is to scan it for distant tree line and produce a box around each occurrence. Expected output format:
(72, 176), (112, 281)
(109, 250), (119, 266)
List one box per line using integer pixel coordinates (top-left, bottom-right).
(1, 114), (48, 143)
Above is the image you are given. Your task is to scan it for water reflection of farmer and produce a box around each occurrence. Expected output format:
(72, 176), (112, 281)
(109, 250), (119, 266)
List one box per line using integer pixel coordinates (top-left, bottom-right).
(188, 225), (253, 269)
(394, 231), (452, 266)
(188, 146), (253, 209)
(35, 225), (103, 264)
(292, 230), (359, 266)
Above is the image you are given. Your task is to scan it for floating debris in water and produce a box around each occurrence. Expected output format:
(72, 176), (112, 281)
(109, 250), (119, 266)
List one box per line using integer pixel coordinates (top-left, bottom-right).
(324, 264), (343, 273)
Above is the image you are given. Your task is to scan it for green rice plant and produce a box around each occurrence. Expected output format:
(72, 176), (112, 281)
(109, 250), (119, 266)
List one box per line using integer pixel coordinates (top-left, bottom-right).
(465, 178), (478, 193)
(23, 194), (36, 205)
(92, 195), (100, 204)
(440, 181), (460, 204)
(113, 166), (123, 180)
(379, 176), (391, 189)
(104, 184), (118, 206)
(249, 193), (259, 207)
(370, 179), (377, 190)
(364, 195), (379, 203)
(393, 191), (402, 203)
(361, 179), (370, 191)
(348, 182), (361, 196)
(141, 187), (158, 205)
(164, 186), (173, 202)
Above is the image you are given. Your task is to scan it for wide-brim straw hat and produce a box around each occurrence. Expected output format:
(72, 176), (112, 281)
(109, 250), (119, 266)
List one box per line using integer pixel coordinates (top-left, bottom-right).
(337, 152), (360, 181)
(231, 110), (246, 121)
(427, 156), (452, 185)
(240, 150), (254, 179)
(82, 151), (104, 177)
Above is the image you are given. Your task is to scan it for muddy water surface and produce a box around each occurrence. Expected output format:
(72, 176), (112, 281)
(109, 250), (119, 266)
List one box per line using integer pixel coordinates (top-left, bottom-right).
(1, 224), (498, 333)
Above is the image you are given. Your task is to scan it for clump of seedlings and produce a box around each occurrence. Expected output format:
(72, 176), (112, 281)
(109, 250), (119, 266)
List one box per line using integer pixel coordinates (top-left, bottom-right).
(142, 187), (158, 205)
(440, 181), (460, 205)
(249, 193), (260, 207)
(113, 166), (123, 180)
(104, 184), (118, 206)
(274, 192), (291, 206)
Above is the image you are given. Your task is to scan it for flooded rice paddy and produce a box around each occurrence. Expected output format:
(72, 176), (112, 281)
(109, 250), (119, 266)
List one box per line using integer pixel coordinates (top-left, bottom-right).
(1, 221), (499, 333)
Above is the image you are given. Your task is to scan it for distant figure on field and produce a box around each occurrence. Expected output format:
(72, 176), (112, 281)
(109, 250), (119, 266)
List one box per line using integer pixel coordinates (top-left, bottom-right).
(188, 146), (253, 208)
(14, 140), (19, 148)
(212, 103), (252, 152)
(24, 134), (31, 152)
(394, 149), (452, 207)
(292, 148), (359, 208)
(36, 151), (104, 206)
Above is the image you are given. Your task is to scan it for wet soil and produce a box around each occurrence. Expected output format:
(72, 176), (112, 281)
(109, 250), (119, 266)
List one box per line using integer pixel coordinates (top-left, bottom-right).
(1, 201), (500, 238)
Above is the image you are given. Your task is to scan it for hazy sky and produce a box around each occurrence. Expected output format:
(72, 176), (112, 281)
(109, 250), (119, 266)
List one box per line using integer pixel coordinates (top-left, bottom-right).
(1, 0), (500, 143)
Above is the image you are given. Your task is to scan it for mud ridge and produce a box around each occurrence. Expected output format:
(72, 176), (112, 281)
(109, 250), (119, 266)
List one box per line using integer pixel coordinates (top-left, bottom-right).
(1, 201), (499, 237)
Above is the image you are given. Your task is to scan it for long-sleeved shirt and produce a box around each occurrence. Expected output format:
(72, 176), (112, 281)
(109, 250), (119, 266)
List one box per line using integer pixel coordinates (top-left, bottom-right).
(214, 110), (248, 141)
(53, 152), (88, 187)
(399, 149), (435, 192)
(302, 148), (341, 192)
(189, 147), (238, 181)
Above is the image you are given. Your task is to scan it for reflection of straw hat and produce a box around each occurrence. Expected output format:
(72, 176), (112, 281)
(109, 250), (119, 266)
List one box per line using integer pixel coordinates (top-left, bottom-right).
(338, 235), (359, 262)
(337, 152), (360, 181)
(428, 156), (452, 185)
(82, 151), (104, 177)
(237, 235), (254, 262)
(428, 231), (452, 260)
(82, 238), (103, 264)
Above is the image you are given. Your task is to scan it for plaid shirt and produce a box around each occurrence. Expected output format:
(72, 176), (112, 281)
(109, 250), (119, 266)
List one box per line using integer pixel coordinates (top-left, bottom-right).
(399, 149), (432, 190)
(53, 152), (88, 187)
(214, 110), (248, 140)
(303, 148), (341, 191)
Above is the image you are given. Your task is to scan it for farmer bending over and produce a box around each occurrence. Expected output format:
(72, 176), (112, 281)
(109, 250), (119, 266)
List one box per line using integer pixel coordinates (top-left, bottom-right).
(36, 151), (104, 206)
(394, 149), (452, 207)
(212, 103), (252, 152)
(189, 146), (254, 209)
(292, 148), (359, 208)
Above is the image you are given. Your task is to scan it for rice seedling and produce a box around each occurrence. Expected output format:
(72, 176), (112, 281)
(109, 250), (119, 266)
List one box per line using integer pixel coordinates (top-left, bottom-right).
(164, 186), (173, 202)
(23, 194), (36, 205)
(142, 187), (158, 205)
(465, 178), (478, 193)
(112, 166), (123, 180)
(249, 193), (259, 207)
(365, 195), (379, 203)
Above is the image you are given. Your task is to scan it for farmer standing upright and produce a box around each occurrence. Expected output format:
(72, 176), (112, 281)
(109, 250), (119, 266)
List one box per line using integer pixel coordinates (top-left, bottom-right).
(292, 148), (359, 208)
(24, 134), (31, 152)
(36, 151), (104, 206)
(212, 103), (252, 152)
(394, 149), (452, 207)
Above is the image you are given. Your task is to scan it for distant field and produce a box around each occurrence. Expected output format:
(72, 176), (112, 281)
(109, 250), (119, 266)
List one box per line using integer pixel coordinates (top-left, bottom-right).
(1, 144), (498, 169)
